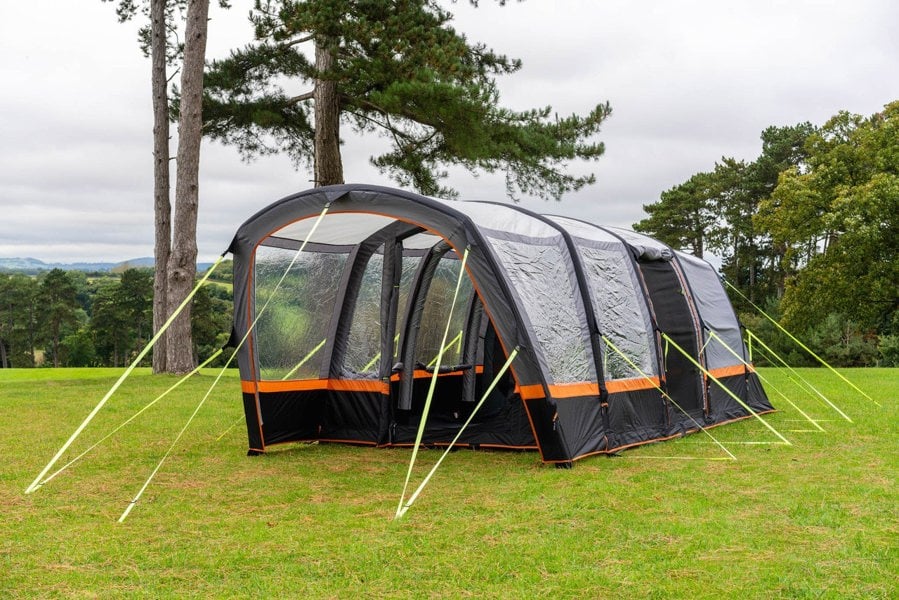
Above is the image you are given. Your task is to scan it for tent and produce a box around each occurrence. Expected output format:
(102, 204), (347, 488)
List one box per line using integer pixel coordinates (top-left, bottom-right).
(229, 184), (773, 465)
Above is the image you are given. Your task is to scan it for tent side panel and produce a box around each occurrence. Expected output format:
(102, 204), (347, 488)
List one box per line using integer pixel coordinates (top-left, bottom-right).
(605, 389), (668, 451)
(254, 390), (325, 445)
(553, 395), (607, 458)
(242, 392), (264, 451)
(636, 259), (705, 417)
(319, 390), (389, 444)
(707, 371), (773, 423)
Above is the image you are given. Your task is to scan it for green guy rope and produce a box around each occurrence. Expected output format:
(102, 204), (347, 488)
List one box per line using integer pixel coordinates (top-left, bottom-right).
(119, 349), (238, 523)
(601, 335), (737, 461)
(661, 333), (791, 446)
(25, 254), (226, 495)
(705, 331), (824, 433)
(396, 247), (470, 520)
(396, 346), (520, 519)
(33, 349), (223, 491)
(745, 329), (852, 423)
(283, 338), (327, 380)
(723, 279), (878, 407)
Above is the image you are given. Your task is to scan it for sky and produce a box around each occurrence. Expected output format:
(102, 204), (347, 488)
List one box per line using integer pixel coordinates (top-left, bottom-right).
(1, 0), (897, 263)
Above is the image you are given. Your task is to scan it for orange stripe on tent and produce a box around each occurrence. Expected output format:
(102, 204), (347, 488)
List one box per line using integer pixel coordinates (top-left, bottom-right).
(246, 379), (388, 394)
(709, 364), (754, 378)
(605, 376), (660, 393)
(549, 382), (600, 398)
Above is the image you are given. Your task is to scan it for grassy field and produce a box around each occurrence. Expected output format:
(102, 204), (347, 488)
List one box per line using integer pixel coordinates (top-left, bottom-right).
(0, 367), (895, 598)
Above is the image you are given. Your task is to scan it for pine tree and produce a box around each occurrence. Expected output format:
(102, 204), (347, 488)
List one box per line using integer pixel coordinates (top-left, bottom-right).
(201, 0), (611, 199)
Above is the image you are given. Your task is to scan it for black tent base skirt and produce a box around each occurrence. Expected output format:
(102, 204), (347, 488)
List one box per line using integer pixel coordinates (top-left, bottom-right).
(242, 371), (773, 464)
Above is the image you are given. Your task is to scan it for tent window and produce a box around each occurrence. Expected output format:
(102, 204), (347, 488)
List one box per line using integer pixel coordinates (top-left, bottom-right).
(342, 246), (384, 378)
(579, 245), (655, 380)
(394, 254), (423, 358)
(487, 236), (594, 384)
(254, 245), (347, 380)
(414, 253), (473, 369)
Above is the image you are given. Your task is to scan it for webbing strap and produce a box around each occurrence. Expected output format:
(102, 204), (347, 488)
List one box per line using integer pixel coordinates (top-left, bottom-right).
(661, 333), (791, 446)
(601, 336), (736, 461)
(723, 279), (878, 407)
(396, 247), (470, 519)
(705, 331), (824, 432)
(25, 255), (227, 494)
(745, 329), (852, 423)
(396, 346), (520, 519)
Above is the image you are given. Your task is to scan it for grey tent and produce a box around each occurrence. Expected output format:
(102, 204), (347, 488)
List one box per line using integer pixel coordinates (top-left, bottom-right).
(229, 184), (773, 465)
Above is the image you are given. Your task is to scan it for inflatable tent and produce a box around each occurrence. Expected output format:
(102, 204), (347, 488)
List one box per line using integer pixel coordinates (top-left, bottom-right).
(229, 184), (773, 464)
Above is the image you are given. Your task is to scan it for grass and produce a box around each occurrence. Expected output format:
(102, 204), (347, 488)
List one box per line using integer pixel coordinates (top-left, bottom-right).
(1, 367), (896, 598)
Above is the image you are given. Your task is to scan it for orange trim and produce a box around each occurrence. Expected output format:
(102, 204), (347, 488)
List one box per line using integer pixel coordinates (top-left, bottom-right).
(246, 378), (388, 394)
(709, 364), (754, 378)
(605, 376), (661, 393)
(548, 382), (600, 398)
(518, 384), (546, 400)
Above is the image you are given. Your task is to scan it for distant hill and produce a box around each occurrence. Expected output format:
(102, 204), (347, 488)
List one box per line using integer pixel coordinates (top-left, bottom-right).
(0, 257), (215, 274)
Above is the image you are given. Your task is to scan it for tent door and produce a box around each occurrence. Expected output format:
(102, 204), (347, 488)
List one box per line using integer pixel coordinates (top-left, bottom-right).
(636, 258), (705, 418)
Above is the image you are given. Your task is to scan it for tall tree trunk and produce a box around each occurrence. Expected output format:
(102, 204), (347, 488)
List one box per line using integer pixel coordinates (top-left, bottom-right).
(151, 0), (171, 374)
(314, 40), (343, 186)
(0, 335), (7, 369)
(165, 0), (209, 374)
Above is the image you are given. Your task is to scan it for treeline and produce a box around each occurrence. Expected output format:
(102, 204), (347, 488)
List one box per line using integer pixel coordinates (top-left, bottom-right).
(0, 266), (232, 368)
(635, 101), (899, 367)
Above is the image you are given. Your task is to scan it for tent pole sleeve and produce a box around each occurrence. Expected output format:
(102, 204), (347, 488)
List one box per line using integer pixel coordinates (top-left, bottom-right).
(25, 254), (226, 495)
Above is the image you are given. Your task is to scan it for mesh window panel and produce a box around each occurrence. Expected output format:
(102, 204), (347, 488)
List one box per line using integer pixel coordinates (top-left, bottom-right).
(255, 246), (348, 380)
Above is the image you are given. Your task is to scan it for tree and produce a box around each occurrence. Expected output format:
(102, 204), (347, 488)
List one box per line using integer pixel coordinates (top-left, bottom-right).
(634, 171), (717, 258)
(200, 0), (611, 200)
(0, 274), (39, 368)
(105, 0), (227, 374)
(757, 102), (899, 334)
(38, 269), (80, 368)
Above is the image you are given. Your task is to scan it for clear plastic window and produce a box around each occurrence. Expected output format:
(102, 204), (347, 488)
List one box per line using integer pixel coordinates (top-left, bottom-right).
(343, 249), (384, 378)
(254, 246), (347, 380)
(414, 254), (473, 369)
(488, 237), (594, 384)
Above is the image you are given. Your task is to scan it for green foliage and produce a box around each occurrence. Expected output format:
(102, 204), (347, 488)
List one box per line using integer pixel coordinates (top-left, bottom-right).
(1, 368), (896, 597)
(0, 273), (39, 368)
(877, 335), (899, 367)
(37, 269), (81, 367)
(201, 0), (611, 199)
(762, 102), (899, 335)
(2, 268), (232, 369)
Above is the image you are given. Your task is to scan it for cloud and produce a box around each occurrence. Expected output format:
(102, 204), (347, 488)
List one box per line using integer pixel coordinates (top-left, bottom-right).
(1, 0), (897, 263)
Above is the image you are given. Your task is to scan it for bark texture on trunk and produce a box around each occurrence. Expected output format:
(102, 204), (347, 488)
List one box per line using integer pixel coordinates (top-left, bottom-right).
(165, 0), (209, 374)
(150, 0), (171, 374)
(313, 41), (343, 186)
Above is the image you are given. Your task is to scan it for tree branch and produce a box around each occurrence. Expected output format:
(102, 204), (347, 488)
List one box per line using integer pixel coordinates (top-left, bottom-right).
(287, 91), (315, 104)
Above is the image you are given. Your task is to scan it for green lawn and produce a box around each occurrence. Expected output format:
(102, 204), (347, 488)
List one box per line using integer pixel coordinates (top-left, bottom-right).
(1, 368), (895, 598)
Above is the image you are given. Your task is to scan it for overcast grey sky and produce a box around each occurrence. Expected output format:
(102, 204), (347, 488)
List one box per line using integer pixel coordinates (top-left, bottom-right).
(1, 0), (896, 263)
